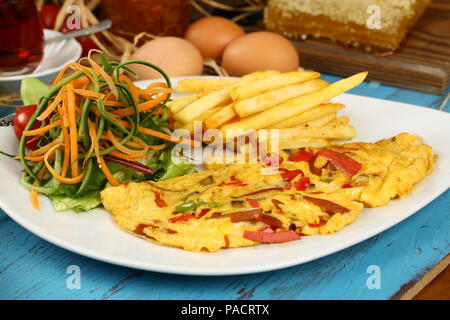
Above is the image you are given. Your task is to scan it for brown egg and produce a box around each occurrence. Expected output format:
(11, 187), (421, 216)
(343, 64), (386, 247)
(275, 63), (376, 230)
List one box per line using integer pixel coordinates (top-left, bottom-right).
(222, 31), (300, 76)
(185, 16), (245, 60)
(129, 37), (203, 79)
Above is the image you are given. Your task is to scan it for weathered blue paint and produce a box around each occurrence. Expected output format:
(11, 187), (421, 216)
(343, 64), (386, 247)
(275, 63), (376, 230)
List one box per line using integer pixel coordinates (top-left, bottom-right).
(0, 76), (448, 300)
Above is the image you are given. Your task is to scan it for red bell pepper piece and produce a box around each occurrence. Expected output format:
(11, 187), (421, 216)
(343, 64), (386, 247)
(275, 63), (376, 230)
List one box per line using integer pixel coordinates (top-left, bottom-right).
(153, 191), (167, 208)
(261, 214), (283, 228)
(169, 213), (195, 223)
(220, 176), (247, 186)
(317, 149), (362, 178)
(243, 230), (300, 243)
(294, 177), (310, 191)
(280, 169), (303, 181)
(288, 150), (314, 162)
(303, 196), (349, 214)
(197, 208), (210, 219)
(245, 198), (260, 208)
(271, 199), (284, 213)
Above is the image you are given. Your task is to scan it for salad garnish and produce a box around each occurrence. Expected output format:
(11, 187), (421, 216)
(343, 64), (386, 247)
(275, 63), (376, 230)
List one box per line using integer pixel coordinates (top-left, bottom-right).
(16, 50), (197, 212)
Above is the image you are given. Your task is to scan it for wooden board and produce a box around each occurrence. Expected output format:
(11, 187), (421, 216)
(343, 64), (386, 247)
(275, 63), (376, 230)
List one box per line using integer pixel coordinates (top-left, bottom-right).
(259, 0), (450, 95)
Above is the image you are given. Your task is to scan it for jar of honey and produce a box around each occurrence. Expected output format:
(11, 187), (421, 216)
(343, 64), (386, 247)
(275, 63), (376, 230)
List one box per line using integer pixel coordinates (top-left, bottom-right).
(102, 0), (190, 39)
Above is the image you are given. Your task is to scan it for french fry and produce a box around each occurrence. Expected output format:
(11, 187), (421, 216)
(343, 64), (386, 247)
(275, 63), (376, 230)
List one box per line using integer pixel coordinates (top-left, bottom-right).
(174, 71), (280, 124)
(204, 103), (237, 129)
(174, 106), (224, 133)
(177, 78), (239, 93)
(326, 115), (350, 126)
(173, 87), (232, 123)
(231, 71), (320, 101)
(221, 72), (368, 138)
(277, 122), (356, 140)
(273, 103), (344, 128)
(234, 79), (328, 117)
(240, 70), (280, 82)
(167, 94), (199, 113)
(301, 112), (337, 128)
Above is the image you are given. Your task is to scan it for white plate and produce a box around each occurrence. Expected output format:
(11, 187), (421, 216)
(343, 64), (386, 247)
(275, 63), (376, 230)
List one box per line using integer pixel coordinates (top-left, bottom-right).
(0, 29), (82, 94)
(0, 77), (449, 276)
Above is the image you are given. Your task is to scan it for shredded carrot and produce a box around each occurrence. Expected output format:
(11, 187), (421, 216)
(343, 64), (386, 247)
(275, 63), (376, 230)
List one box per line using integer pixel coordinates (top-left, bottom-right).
(66, 85), (79, 177)
(59, 97), (69, 128)
(138, 126), (199, 147)
(88, 50), (118, 98)
(44, 144), (85, 184)
(71, 63), (97, 83)
(111, 118), (198, 147)
(30, 190), (40, 210)
(29, 165), (48, 210)
(125, 140), (144, 148)
(17, 152), (56, 162)
(106, 130), (148, 155)
(149, 144), (166, 151)
(119, 75), (139, 104)
(146, 82), (168, 89)
(52, 63), (77, 86)
(72, 88), (105, 99)
(140, 87), (173, 95)
(139, 88), (173, 101)
(87, 120), (101, 166)
(111, 93), (168, 117)
(98, 155), (119, 186)
(103, 100), (124, 107)
(109, 151), (145, 160)
(70, 77), (90, 89)
(37, 88), (65, 121)
(28, 139), (60, 157)
(22, 120), (61, 136)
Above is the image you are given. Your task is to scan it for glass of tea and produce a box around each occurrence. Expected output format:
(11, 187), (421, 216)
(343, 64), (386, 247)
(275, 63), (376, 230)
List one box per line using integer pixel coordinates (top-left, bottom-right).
(0, 0), (44, 76)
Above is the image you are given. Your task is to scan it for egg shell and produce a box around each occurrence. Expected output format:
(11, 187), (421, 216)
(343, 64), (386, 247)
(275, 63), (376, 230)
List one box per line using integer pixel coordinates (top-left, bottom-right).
(185, 16), (245, 60)
(222, 31), (300, 76)
(129, 37), (203, 79)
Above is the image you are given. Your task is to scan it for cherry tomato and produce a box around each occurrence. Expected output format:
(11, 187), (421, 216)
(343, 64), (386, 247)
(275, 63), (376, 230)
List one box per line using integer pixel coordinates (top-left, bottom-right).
(39, 4), (61, 29)
(13, 105), (42, 150)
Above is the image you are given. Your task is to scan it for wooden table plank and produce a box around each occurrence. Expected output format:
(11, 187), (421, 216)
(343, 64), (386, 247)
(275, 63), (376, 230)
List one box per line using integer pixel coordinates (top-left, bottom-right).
(0, 76), (448, 300)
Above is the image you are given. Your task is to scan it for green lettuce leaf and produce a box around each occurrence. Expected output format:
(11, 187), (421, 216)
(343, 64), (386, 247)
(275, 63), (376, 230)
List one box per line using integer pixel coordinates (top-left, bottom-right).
(148, 149), (196, 181)
(20, 78), (50, 106)
(51, 191), (102, 213)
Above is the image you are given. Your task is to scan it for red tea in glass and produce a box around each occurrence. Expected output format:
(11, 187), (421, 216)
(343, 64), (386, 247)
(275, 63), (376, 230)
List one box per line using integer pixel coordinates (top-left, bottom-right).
(0, 0), (44, 76)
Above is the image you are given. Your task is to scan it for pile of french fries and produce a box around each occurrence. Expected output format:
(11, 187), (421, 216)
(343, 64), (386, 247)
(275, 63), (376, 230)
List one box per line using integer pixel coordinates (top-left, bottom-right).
(169, 70), (368, 149)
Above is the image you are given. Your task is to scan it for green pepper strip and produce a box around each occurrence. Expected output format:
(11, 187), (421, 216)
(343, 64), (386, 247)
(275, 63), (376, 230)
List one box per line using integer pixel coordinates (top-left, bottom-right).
(78, 96), (93, 148)
(74, 159), (93, 197)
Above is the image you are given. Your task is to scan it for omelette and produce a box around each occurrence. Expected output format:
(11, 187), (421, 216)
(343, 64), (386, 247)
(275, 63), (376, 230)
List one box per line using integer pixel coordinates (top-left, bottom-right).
(101, 133), (434, 252)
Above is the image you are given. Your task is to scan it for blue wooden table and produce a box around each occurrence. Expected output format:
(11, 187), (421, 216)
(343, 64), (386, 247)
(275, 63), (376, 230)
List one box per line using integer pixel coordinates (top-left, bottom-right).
(1, 75), (449, 300)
